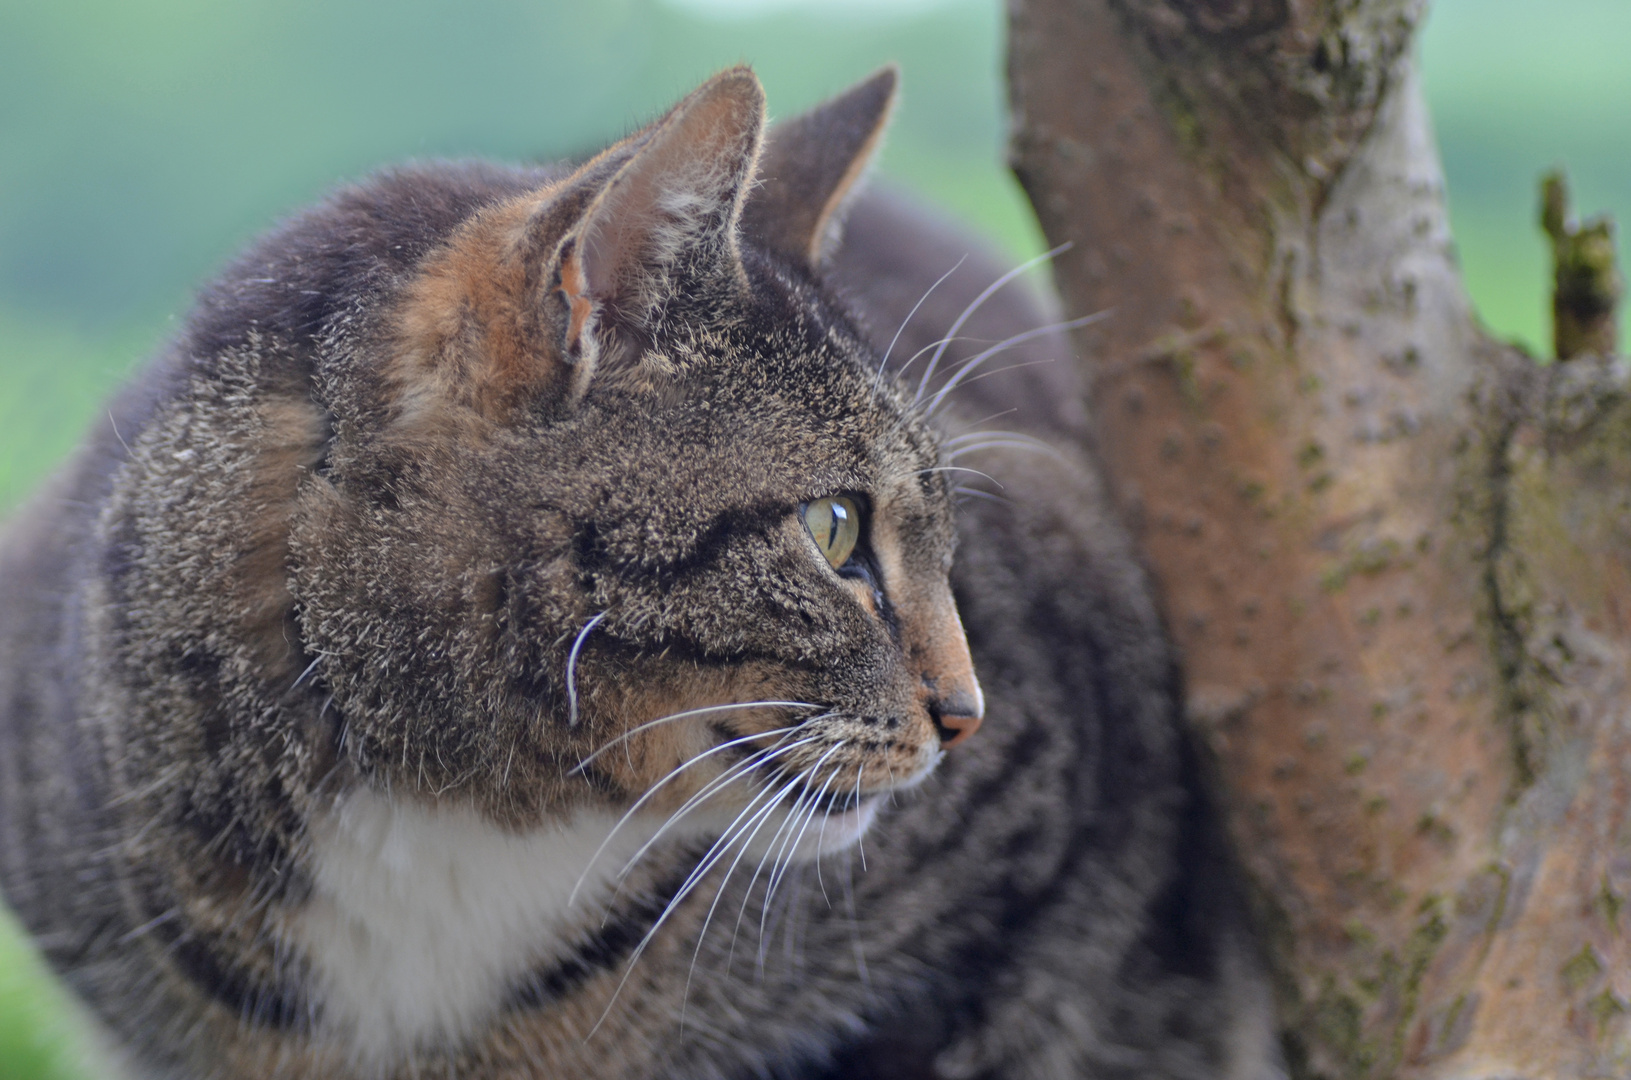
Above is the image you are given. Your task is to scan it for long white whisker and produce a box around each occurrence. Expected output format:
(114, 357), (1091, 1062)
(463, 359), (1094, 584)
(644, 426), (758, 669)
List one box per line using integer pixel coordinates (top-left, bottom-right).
(916, 465), (1002, 490)
(680, 771), (810, 1025)
(708, 760), (830, 983)
(759, 752), (847, 968)
(947, 407), (1021, 432)
(570, 701), (817, 776)
(872, 255), (967, 395)
(289, 655), (324, 691)
(853, 766), (867, 873)
(616, 737), (821, 881)
(623, 725), (833, 872)
(843, 851), (870, 989)
(565, 612), (607, 727)
(566, 725), (801, 907)
(892, 333), (984, 385)
(740, 743), (846, 965)
(765, 750), (843, 911)
(943, 427), (1034, 446)
(925, 312), (1108, 415)
(588, 769), (805, 1037)
(940, 357), (1064, 396)
(812, 759), (849, 909)
(669, 774), (798, 920)
(781, 868), (812, 972)
(946, 437), (1059, 461)
(915, 241), (1072, 403)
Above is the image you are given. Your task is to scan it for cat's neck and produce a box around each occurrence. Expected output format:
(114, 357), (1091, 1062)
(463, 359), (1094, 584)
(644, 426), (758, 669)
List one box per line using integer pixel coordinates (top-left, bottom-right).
(281, 789), (722, 1063)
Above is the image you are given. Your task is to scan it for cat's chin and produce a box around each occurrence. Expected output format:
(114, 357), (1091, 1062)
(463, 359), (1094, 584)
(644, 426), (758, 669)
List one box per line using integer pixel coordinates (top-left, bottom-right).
(739, 793), (885, 864)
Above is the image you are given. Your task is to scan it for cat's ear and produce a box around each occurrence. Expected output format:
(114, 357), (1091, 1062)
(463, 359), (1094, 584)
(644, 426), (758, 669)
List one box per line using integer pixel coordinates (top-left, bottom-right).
(554, 66), (765, 372)
(741, 66), (897, 268)
(391, 68), (763, 424)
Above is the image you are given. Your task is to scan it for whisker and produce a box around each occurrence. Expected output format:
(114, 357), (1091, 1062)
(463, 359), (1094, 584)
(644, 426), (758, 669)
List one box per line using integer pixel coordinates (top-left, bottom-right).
(107, 411), (133, 455)
(681, 771), (811, 1026)
(780, 867), (812, 973)
(708, 751), (839, 983)
(916, 465), (1002, 490)
(945, 436), (1059, 461)
(624, 723), (835, 870)
(853, 765), (867, 873)
(743, 744), (846, 965)
(872, 254), (968, 395)
(565, 612), (607, 727)
(939, 358), (1064, 397)
(614, 736), (821, 883)
(758, 754), (846, 968)
(570, 700), (817, 776)
(955, 487), (1009, 506)
(953, 406), (1021, 431)
(925, 311), (1108, 416)
(117, 907), (180, 946)
(891, 333), (985, 386)
(914, 241), (1073, 404)
(104, 763), (186, 810)
(841, 851), (871, 989)
(588, 769), (805, 1038)
(766, 752), (843, 907)
(812, 760), (848, 909)
(566, 725), (801, 908)
(943, 427), (1033, 446)
(667, 774), (798, 920)
(288, 655), (324, 692)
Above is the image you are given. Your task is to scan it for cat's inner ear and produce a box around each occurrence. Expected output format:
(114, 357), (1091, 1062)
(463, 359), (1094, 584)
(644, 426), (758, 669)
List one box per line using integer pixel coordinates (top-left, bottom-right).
(741, 66), (897, 268)
(556, 66), (766, 366)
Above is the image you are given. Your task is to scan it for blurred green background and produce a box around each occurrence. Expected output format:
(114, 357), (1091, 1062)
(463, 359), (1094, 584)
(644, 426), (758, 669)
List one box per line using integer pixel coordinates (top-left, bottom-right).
(1, 0), (1627, 1075)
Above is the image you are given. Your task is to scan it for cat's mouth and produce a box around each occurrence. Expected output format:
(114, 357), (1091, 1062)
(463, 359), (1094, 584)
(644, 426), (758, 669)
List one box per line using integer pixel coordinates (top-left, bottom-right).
(677, 711), (941, 861)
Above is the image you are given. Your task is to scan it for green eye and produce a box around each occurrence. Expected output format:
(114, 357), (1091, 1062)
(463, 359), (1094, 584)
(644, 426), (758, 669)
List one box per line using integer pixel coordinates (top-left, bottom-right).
(802, 496), (861, 569)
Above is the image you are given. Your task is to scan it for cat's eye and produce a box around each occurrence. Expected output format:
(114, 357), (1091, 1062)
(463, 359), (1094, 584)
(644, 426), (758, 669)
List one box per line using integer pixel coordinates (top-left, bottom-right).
(802, 496), (861, 569)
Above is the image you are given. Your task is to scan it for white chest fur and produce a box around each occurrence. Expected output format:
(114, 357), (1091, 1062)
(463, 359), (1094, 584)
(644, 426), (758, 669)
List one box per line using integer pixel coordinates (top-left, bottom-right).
(284, 789), (713, 1064)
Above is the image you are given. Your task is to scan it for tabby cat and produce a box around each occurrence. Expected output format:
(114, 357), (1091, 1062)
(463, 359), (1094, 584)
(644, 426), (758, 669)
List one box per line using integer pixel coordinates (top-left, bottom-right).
(0, 67), (1279, 1079)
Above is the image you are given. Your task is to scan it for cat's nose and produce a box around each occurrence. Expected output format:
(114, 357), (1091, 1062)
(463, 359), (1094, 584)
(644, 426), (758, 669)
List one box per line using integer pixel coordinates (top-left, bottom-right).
(914, 591), (984, 747)
(928, 677), (984, 748)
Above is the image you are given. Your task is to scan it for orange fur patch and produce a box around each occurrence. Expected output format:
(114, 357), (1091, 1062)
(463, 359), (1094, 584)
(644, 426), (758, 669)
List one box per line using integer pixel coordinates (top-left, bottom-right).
(559, 248), (594, 351)
(388, 189), (565, 424)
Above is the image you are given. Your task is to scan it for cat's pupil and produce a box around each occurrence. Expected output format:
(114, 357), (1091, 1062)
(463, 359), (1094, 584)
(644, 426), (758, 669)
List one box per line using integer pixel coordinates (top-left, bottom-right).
(803, 496), (860, 569)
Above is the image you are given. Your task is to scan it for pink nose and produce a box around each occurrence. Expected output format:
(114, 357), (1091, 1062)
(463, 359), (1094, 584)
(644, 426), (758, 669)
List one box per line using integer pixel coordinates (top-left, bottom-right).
(928, 680), (984, 748)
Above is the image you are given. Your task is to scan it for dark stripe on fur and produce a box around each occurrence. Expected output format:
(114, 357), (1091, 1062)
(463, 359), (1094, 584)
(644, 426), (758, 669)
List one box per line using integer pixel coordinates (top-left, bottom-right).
(145, 916), (312, 1033)
(501, 861), (695, 1015)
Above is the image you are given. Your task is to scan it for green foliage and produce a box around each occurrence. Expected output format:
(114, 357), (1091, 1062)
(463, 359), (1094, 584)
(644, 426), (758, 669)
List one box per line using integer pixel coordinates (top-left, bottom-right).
(0, 903), (95, 1080)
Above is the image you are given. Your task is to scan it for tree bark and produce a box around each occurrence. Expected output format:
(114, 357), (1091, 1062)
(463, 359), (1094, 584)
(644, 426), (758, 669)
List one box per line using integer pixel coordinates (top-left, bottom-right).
(1007, 1), (1631, 1076)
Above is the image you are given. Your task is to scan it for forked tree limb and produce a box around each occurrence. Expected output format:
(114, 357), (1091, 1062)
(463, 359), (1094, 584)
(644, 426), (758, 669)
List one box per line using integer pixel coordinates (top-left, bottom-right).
(1007, 0), (1631, 1075)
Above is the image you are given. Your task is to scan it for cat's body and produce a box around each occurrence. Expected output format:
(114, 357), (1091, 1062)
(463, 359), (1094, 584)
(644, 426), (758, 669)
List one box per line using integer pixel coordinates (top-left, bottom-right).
(0, 69), (1276, 1079)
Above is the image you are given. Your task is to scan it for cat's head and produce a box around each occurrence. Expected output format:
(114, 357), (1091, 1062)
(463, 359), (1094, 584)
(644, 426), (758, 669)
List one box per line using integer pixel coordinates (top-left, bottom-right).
(294, 67), (979, 852)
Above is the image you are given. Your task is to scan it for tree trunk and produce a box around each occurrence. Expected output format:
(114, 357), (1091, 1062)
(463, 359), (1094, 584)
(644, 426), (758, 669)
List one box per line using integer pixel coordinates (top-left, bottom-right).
(1007, 1), (1631, 1076)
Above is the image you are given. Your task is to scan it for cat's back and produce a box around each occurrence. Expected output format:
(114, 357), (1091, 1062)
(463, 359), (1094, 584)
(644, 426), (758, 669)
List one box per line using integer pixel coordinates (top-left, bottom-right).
(0, 158), (554, 945)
